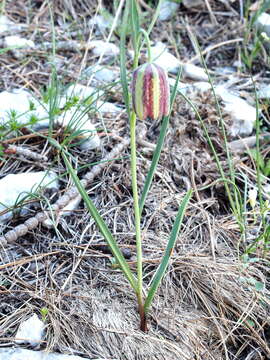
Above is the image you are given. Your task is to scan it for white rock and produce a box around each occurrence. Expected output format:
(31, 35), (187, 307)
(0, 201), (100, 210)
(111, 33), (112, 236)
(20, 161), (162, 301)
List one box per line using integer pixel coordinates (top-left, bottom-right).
(43, 195), (82, 228)
(65, 84), (103, 103)
(183, 0), (204, 8)
(0, 15), (15, 33)
(15, 314), (45, 347)
(214, 66), (236, 75)
(169, 78), (211, 94)
(0, 348), (92, 360)
(85, 65), (119, 83)
(158, 1), (179, 21)
(182, 64), (208, 81)
(256, 13), (270, 38)
(58, 108), (100, 150)
(96, 101), (122, 113)
(0, 89), (48, 128)
(90, 40), (119, 57)
(5, 35), (35, 49)
(0, 87), (101, 150)
(215, 85), (257, 136)
(89, 14), (111, 34)
(0, 171), (59, 223)
(257, 84), (270, 99)
(192, 81), (212, 92)
(151, 42), (180, 74)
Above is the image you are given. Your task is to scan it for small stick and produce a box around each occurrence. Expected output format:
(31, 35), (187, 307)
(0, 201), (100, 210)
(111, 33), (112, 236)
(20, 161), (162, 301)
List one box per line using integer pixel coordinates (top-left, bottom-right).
(0, 138), (130, 246)
(3, 144), (48, 162)
(204, 0), (217, 25)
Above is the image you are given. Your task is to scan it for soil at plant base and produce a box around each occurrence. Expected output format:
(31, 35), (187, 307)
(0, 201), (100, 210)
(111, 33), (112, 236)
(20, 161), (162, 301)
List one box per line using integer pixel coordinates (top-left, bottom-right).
(0, 1), (270, 359)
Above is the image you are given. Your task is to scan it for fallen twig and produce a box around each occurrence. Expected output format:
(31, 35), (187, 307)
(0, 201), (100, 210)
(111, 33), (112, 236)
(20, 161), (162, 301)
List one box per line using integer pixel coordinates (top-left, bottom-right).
(3, 144), (48, 162)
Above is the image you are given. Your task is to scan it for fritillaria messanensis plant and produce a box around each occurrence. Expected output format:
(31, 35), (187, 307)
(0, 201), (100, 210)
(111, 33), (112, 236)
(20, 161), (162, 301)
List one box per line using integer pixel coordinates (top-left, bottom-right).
(61, 26), (192, 333)
(128, 29), (192, 331)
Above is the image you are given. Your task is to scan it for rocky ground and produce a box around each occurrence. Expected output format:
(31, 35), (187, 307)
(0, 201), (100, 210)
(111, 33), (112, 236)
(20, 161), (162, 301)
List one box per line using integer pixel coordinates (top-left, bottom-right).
(0, 1), (270, 359)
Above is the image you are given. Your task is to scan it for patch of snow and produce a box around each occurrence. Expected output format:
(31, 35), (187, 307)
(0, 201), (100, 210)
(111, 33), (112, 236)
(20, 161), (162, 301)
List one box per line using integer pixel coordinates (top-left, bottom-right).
(15, 314), (45, 347)
(158, 1), (179, 21)
(0, 171), (59, 223)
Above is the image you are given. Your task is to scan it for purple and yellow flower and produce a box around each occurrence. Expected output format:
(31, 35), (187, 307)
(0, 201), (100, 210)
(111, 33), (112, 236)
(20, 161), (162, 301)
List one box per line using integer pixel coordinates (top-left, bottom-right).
(131, 63), (170, 121)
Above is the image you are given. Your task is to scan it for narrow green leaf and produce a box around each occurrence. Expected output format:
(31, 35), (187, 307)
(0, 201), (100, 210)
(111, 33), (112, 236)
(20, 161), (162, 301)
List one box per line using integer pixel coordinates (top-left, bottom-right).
(120, 1), (130, 118)
(131, 0), (140, 49)
(144, 190), (192, 313)
(139, 67), (182, 214)
(61, 151), (138, 291)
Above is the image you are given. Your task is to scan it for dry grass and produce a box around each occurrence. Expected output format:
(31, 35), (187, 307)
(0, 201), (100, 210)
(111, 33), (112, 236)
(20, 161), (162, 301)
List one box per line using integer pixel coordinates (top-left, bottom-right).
(1, 1), (270, 359)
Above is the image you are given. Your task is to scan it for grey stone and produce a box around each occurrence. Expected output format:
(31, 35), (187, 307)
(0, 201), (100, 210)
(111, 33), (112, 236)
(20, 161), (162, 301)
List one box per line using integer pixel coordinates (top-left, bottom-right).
(158, 1), (179, 21)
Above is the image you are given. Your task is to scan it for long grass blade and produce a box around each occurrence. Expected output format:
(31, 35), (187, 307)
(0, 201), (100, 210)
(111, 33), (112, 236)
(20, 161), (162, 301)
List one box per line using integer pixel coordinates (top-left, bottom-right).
(61, 151), (138, 291)
(139, 67), (182, 214)
(120, 1), (130, 117)
(131, 0), (140, 49)
(144, 189), (192, 313)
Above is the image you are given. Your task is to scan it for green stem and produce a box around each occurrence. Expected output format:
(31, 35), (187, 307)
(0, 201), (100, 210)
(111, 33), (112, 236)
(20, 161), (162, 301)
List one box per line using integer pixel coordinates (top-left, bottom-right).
(133, 28), (152, 69)
(139, 115), (169, 215)
(138, 28), (152, 63)
(130, 110), (143, 312)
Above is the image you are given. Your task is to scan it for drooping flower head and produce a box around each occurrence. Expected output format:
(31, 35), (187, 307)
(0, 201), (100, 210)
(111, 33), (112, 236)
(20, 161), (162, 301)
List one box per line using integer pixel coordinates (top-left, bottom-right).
(131, 63), (170, 121)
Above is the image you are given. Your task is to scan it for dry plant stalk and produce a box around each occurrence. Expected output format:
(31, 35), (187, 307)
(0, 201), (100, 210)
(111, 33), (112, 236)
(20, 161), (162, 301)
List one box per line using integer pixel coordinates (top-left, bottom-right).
(0, 138), (130, 246)
(3, 144), (48, 162)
